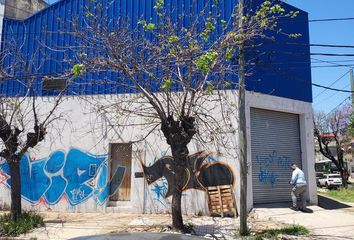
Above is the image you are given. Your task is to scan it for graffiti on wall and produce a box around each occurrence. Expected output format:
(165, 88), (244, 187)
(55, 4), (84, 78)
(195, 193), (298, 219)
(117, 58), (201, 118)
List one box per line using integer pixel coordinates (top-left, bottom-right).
(256, 150), (292, 187)
(141, 151), (234, 198)
(0, 148), (126, 206)
(147, 151), (171, 207)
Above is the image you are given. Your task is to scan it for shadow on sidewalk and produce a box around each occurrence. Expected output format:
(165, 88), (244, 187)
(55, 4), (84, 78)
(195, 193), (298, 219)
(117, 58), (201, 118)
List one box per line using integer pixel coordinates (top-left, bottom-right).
(70, 233), (205, 240)
(318, 195), (352, 210)
(254, 202), (292, 209)
(311, 234), (354, 240)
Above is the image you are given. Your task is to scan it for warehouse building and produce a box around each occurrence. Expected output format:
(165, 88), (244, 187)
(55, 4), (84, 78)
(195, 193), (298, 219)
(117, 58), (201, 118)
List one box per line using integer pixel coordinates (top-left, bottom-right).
(0, 0), (317, 215)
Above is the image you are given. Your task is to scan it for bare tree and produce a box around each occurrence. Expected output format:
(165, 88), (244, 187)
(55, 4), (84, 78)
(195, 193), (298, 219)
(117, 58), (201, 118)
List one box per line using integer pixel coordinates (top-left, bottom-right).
(68, 0), (299, 232)
(0, 36), (71, 220)
(314, 104), (352, 188)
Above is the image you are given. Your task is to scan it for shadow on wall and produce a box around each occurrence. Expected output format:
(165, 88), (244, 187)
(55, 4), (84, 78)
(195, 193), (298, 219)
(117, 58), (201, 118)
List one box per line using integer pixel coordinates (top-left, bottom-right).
(0, 148), (125, 206)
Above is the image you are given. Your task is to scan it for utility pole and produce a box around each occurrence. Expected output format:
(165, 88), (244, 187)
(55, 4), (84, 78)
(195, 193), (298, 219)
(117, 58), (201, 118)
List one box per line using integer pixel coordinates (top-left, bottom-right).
(237, 0), (248, 235)
(351, 68), (354, 106)
(350, 68), (354, 163)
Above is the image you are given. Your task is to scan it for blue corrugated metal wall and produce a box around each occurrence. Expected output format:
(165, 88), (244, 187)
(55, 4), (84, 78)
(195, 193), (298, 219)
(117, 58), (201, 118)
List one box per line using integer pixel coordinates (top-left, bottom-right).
(0, 0), (312, 102)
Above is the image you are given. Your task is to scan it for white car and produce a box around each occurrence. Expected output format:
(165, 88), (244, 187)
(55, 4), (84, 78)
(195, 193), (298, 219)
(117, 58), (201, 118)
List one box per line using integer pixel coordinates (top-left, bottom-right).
(318, 174), (342, 189)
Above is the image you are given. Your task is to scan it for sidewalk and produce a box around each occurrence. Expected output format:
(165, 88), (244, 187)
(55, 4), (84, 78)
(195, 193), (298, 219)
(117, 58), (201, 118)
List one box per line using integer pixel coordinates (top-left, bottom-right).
(12, 195), (354, 240)
(254, 196), (354, 240)
(16, 210), (285, 240)
(18, 212), (238, 240)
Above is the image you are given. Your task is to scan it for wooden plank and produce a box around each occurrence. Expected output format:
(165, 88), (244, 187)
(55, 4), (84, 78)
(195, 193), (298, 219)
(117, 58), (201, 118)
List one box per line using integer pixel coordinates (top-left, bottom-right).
(221, 197), (232, 201)
(208, 192), (218, 195)
(221, 193), (232, 196)
(217, 186), (223, 217)
(221, 189), (232, 193)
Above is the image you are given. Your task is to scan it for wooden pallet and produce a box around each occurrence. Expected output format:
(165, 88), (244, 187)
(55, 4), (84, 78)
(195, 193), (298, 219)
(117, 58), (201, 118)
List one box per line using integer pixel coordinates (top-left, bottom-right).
(207, 185), (237, 218)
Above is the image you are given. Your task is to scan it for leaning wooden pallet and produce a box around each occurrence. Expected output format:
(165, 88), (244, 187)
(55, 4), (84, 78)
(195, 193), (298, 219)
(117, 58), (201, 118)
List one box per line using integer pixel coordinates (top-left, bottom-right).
(207, 185), (238, 218)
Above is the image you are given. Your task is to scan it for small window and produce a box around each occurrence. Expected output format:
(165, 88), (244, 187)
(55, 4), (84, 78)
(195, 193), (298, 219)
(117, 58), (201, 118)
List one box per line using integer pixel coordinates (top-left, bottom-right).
(43, 78), (67, 92)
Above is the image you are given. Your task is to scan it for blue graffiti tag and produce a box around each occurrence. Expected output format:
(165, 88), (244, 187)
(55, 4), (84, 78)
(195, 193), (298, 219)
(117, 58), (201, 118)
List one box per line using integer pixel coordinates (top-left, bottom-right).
(206, 156), (218, 163)
(0, 148), (126, 206)
(258, 167), (278, 187)
(151, 178), (169, 207)
(256, 150), (291, 187)
(257, 150), (292, 170)
(277, 155), (292, 170)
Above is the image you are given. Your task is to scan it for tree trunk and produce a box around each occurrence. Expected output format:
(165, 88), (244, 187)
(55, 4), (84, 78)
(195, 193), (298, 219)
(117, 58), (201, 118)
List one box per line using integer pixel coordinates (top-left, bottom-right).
(337, 153), (348, 188)
(171, 145), (188, 232)
(160, 115), (195, 232)
(171, 164), (185, 231)
(339, 167), (348, 188)
(9, 161), (22, 221)
(341, 172), (348, 188)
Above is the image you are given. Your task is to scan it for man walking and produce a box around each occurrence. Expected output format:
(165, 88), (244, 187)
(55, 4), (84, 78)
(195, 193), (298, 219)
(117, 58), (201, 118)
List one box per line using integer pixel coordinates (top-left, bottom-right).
(290, 163), (307, 211)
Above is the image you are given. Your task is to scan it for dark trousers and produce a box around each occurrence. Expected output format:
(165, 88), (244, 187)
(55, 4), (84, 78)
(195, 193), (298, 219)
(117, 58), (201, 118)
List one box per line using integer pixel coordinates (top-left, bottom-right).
(291, 184), (307, 209)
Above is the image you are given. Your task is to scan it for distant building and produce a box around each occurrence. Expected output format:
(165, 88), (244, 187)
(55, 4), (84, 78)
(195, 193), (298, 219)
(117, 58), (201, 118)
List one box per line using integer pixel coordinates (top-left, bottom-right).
(1, 0), (47, 20)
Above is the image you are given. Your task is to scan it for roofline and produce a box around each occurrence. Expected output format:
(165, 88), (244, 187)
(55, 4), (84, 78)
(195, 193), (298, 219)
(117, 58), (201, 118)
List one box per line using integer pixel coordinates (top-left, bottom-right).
(280, 0), (309, 16)
(4, 0), (310, 23)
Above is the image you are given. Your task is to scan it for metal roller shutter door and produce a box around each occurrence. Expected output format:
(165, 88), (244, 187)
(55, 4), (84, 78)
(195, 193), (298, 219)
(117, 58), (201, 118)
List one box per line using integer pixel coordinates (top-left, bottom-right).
(251, 108), (302, 204)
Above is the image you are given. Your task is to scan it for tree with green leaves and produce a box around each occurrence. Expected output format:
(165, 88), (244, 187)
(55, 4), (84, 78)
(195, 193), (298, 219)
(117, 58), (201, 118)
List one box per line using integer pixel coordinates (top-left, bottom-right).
(69, 0), (299, 233)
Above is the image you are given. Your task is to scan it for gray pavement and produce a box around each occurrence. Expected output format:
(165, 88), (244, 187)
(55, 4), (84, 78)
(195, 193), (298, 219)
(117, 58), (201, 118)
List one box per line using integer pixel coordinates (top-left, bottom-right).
(254, 196), (354, 240)
(70, 232), (206, 240)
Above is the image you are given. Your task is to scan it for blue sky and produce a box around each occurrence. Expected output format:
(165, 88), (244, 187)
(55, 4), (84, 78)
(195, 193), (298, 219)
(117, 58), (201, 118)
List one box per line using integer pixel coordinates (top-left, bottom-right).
(286, 0), (354, 114)
(44, 0), (354, 113)
(46, 0), (58, 4)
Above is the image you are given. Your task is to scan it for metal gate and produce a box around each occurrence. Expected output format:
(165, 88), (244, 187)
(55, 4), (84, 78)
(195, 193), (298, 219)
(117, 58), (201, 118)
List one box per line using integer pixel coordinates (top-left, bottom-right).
(250, 108), (302, 204)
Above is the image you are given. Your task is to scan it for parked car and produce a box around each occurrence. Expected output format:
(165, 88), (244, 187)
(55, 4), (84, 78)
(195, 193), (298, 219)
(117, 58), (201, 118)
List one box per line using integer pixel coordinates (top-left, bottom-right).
(316, 172), (324, 187)
(318, 174), (342, 189)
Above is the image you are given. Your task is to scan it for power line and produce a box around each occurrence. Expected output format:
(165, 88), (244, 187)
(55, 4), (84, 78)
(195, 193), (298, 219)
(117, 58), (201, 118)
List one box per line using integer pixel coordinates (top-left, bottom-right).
(325, 96), (351, 116)
(249, 49), (354, 58)
(312, 83), (354, 93)
(311, 53), (354, 57)
(308, 43), (354, 48)
(312, 64), (354, 68)
(311, 58), (354, 67)
(309, 17), (354, 23)
(278, 17), (354, 24)
(312, 59), (354, 64)
(313, 70), (350, 99)
(259, 63), (353, 111)
(257, 62), (354, 93)
(255, 59), (354, 65)
(261, 41), (354, 49)
(314, 83), (350, 107)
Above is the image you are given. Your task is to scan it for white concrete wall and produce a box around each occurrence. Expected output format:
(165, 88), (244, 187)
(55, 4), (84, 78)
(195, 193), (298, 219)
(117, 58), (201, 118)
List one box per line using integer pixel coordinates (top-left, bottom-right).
(0, 92), (238, 215)
(0, 91), (316, 214)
